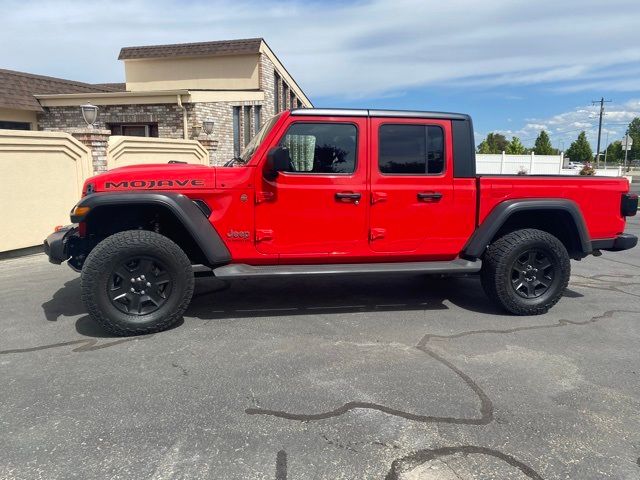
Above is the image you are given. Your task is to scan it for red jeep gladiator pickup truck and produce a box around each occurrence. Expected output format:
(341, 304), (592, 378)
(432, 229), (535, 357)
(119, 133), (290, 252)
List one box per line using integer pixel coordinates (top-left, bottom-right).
(44, 109), (638, 336)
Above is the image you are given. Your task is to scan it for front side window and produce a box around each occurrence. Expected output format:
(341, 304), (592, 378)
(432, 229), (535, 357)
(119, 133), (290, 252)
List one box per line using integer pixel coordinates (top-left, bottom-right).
(278, 123), (357, 174)
(379, 124), (444, 174)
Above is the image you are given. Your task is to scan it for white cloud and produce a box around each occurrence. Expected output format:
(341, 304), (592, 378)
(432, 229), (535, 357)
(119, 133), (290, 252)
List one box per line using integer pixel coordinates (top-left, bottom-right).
(487, 100), (640, 150)
(0, 0), (639, 99)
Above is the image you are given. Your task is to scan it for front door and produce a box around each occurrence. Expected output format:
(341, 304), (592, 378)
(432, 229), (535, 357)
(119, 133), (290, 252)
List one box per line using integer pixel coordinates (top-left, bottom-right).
(254, 117), (368, 260)
(368, 117), (455, 257)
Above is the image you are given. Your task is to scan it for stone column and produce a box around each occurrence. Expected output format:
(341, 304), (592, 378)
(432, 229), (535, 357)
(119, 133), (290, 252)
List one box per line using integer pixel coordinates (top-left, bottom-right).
(198, 138), (219, 166)
(71, 129), (111, 173)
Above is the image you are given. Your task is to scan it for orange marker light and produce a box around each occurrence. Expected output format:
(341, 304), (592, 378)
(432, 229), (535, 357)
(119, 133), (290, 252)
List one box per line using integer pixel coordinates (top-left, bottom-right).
(72, 206), (91, 217)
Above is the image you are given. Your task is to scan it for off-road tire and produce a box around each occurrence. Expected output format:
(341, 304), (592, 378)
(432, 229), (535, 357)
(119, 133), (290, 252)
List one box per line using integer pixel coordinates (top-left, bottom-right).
(81, 230), (194, 336)
(480, 228), (570, 315)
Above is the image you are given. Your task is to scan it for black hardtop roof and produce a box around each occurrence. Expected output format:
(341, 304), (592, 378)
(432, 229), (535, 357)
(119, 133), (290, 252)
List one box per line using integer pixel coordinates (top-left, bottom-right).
(290, 108), (470, 121)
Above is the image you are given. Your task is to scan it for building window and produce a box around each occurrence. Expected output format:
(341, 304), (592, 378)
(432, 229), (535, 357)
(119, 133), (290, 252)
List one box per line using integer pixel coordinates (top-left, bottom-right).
(254, 105), (261, 133)
(0, 121), (30, 130)
(282, 84), (289, 111)
(378, 124), (445, 174)
(108, 123), (158, 137)
(279, 122), (357, 174)
(233, 106), (241, 157)
(274, 72), (281, 113)
(243, 106), (252, 147)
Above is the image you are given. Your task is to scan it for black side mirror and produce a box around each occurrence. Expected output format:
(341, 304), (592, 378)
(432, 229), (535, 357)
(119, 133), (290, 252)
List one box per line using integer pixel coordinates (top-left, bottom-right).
(264, 146), (291, 180)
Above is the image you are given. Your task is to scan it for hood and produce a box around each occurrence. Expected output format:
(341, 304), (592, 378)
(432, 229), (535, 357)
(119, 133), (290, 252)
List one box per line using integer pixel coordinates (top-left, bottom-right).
(83, 163), (216, 194)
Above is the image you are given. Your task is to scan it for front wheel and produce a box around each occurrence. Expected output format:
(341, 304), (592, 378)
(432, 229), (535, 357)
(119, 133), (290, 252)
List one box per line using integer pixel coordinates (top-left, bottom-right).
(480, 228), (570, 315)
(81, 230), (194, 336)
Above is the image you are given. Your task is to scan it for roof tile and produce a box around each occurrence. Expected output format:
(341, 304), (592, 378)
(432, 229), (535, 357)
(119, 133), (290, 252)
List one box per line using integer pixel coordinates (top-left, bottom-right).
(0, 69), (118, 111)
(118, 38), (263, 60)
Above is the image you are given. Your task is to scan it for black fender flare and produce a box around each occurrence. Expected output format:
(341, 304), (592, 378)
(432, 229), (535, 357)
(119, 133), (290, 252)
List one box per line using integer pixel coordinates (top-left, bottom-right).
(71, 192), (231, 267)
(463, 198), (591, 258)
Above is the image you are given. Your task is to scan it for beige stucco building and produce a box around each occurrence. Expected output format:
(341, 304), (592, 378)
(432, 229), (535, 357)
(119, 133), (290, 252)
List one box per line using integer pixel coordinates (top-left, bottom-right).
(0, 38), (312, 164)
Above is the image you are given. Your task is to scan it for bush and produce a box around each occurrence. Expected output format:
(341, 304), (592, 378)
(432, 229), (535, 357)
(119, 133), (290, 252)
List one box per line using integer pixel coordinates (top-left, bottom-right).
(579, 163), (596, 176)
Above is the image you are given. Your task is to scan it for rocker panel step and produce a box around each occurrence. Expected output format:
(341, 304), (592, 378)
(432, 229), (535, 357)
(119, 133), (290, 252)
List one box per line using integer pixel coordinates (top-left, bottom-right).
(213, 259), (481, 278)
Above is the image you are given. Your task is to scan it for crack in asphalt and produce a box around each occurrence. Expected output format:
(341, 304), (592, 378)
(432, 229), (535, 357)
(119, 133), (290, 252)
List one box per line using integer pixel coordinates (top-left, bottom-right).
(272, 446), (544, 479)
(570, 273), (640, 298)
(275, 449), (287, 480)
(0, 336), (145, 355)
(420, 309), (640, 344)
(246, 335), (494, 424)
(247, 309), (639, 425)
(384, 445), (545, 480)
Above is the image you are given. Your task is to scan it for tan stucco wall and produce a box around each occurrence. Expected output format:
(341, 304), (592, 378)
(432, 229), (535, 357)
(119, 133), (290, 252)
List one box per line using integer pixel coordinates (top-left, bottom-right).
(124, 54), (260, 92)
(107, 136), (209, 168)
(0, 108), (38, 128)
(0, 130), (92, 252)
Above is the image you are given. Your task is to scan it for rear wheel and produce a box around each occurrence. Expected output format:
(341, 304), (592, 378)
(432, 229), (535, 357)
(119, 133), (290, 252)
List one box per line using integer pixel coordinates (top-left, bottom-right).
(81, 230), (194, 336)
(480, 228), (570, 315)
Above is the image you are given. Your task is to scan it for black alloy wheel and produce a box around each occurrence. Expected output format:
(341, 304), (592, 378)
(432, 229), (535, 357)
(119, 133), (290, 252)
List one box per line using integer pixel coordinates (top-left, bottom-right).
(510, 249), (555, 299)
(108, 256), (173, 315)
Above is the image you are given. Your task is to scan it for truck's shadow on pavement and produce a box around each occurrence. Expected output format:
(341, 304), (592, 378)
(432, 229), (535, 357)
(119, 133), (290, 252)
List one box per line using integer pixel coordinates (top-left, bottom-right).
(186, 274), (578, 319)
(41, 277), (84, 322)
(41, 273), (584, 338)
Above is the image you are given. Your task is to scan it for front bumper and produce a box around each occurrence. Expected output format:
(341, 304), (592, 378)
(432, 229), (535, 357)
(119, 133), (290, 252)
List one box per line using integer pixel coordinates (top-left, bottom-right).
(43, 225), (78, 264)
(591, 233), (638, 252)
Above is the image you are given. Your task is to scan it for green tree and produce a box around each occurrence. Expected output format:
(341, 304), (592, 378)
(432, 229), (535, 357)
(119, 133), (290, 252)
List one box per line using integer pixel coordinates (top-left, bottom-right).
(605, 141), (623, 164)
(506, 136), (526, 154)
(533, 130), (556, 155)
(627, 117), (640, 161)
(565, 131), (593, 163)
(477, 133), (509, 154)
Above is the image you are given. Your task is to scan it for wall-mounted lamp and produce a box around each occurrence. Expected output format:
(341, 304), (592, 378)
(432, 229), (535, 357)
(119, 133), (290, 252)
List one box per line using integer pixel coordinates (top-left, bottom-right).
(202, 119), (215, 136)
(80, 103), (98, 129)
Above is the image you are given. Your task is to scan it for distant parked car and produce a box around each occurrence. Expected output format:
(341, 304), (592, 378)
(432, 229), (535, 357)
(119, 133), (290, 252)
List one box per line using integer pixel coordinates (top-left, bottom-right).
(567, 161), (582, 169)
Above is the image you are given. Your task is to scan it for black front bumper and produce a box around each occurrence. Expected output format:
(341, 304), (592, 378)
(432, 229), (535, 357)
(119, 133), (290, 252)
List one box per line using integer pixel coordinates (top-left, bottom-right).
(591, 233), (638, 252)
(43, 225), (78, 264)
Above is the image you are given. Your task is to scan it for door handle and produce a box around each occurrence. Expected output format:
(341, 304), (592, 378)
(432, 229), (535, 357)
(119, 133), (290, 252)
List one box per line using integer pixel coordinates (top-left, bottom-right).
(417, 192), (443, 202)
(335, 192), (361, 204)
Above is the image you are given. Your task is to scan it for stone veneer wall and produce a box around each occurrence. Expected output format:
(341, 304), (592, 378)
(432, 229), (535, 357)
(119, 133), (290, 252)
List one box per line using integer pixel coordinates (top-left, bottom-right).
(38, 104), (185, 138)
(35, 54), (300, 166)
(259, 53), (277, 118)
(196, 99), (287, 165)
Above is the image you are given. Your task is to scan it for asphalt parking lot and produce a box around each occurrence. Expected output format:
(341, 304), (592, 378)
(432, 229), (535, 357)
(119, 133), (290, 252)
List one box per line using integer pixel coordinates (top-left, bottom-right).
(2, 218), (640, 480)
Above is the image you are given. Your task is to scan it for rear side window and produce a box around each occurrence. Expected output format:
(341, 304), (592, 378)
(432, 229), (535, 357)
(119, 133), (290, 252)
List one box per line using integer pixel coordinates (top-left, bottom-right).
(379, 124), (444, 174)
(278, 123), (357, 174)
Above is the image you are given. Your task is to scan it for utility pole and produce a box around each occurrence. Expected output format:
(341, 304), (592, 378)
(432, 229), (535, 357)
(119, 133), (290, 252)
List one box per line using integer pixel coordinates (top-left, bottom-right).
(592, 97), (611, 167)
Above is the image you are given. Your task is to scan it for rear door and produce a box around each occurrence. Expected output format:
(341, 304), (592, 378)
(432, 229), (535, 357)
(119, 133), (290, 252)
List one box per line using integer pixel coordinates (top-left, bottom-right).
(254, 116), (368, 260)
(368, 117), (455, 257)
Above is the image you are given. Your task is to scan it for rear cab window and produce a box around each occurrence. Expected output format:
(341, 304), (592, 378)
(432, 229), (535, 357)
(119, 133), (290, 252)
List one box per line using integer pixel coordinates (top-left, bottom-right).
(378, 124), (445, 175)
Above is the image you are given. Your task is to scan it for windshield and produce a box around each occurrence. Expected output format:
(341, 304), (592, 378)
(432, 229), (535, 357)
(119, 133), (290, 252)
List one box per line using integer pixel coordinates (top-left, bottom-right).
(239, 113), (281, 163)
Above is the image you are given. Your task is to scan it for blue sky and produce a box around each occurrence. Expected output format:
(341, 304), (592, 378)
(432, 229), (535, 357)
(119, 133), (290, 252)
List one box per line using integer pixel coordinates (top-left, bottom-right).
(2, 0), (639, 150)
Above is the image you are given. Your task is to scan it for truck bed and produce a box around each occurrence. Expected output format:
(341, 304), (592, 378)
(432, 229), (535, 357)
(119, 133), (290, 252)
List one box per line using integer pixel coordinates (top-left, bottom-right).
(477, 175), (629, 240)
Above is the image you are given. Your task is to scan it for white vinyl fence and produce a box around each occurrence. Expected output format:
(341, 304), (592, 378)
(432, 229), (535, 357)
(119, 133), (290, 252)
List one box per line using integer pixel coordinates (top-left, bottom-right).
(476, 152), (623, 177)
